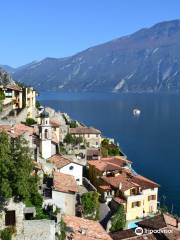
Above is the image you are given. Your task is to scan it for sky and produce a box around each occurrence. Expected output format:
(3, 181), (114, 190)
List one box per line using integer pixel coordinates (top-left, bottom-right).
(1, 0), (180, 67)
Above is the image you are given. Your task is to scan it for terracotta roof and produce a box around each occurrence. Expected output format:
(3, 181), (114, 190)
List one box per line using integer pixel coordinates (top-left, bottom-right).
(137, 213), (178, 229)
(88, 156), (131, 172)
(64, 215), (112, 240)
(113, 197), (126, 204)
(50, 119), (61, 127)
(101, 174), (137, 192)
(99, 185), (112, 191)
(5, 84), (22, 91)
(53, 172), (78, 193)
(131, 175), (159, 189)
(70, 127), (101, 135)
(47, 154), (71, 169)
(0, 123), (34, 138)
(110, 229), (136, 240)
(87, 148), (101, 156)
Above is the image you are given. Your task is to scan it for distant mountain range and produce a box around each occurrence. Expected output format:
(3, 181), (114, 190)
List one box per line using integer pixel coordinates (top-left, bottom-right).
(2, 19), (180, 93)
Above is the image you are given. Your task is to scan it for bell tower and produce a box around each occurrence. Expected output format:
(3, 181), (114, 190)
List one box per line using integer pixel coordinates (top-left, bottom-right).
(39, 109), (52, 159)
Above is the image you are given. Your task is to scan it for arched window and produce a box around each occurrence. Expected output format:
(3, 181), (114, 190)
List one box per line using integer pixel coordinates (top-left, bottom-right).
(45, 129), (48, 139)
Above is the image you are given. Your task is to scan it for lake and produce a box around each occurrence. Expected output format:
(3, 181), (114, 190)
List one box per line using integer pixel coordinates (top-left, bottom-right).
(39, 92), (180, 215)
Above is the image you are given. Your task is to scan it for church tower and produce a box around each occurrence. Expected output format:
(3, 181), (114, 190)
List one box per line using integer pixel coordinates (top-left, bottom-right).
(39, 109), (52, 159)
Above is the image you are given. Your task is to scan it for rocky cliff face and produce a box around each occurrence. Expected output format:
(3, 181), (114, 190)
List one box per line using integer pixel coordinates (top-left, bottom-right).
(5, 20), (180, 92)
(0, 68), (15, 86)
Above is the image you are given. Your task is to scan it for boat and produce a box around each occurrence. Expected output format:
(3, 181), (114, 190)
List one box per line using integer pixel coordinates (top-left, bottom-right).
(133, 108), (141, 116)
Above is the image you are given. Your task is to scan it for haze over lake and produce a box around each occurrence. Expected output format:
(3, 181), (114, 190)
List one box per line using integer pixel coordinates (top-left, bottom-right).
(39, 92), (180, 215)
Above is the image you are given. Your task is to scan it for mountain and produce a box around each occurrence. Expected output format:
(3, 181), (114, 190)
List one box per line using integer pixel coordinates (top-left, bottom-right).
(0, 68), (15, 85)
(0, 65), (16, 74)
(10, 20), (180, 92)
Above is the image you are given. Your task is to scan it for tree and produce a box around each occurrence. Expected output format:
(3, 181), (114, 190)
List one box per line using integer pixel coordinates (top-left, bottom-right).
(10, 137), (41, 204)
(110, 205), (126, 232)
(81, 191), (100, 220)
(0, 132), (13, 200)
(25, 118), (37, 126)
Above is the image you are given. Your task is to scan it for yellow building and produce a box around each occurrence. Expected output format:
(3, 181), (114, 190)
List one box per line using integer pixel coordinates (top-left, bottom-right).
(23, 87), (36, 118)
(88, 157), (159, 221)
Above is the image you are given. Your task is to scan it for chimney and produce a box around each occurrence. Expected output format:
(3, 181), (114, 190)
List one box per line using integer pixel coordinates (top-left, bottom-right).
(119, 182), (122, 190)
(177, 218), (180, 229)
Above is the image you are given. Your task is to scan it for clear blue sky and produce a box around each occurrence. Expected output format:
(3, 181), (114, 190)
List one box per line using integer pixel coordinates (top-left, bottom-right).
(1, 0), (180, 67)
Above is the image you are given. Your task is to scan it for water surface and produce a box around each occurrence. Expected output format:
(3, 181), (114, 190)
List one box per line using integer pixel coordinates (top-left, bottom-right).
(39, 92), (180, 215)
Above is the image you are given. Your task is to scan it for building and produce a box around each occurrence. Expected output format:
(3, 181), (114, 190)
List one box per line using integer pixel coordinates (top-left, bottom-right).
(39, 110), (54, 159)
(47, 154), (83, 185)
(88, 157), (159, 221)
(88, 156), (131, 187)
(63, 215), (112, 240)
(0, 84), (23, 109)
(69, 126), (101, 148)
(110, 213), (180, 240)
(43, 172), (78, 216)
(22, 87), (36, 118)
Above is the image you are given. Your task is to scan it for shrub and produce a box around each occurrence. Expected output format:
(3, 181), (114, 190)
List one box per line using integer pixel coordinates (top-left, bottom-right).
(110, 205), (126, 232)
(81, 191), (100, 220)
(0, 227), (14, 240)
(25, 118), (37, 126)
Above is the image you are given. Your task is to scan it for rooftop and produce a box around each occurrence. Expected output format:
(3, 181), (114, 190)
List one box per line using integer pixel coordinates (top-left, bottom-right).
(88, 156), (131, 172)
(53, 172), (78, 193)
(50, 119), (61, 127)
(0, 123), (35, 138)
(70, 126), (101, 135)
(64, 215), (112, 240)
(47, 154), (71, 169)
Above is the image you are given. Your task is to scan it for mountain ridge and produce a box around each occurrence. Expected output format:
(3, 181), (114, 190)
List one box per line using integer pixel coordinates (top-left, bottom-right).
(3, 19), (180, 92)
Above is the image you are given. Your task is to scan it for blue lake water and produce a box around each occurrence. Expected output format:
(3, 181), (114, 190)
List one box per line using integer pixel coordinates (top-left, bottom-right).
(39, 92), (180, 215)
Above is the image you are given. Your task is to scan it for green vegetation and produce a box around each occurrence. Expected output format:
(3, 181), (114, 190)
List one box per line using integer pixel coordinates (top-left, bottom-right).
(0, 132), (42, 210)
(0, 90), (5, 101)
(81, 191), (100, 220)
(110, 205), (126, 232)
(0, 227), (15, 240)
(25, 118), (37, 126)
(58, 219), (67, 240)
(69, 120), (78, 128)
(101, 138), (123, 157)
(0, 90), (5, 112)
(64, 133), (83, 146)
(36, 100), (41, 109)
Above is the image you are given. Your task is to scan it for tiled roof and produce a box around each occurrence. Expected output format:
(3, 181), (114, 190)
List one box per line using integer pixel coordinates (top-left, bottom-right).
(5, 84), (22, 91)
(70, 127), (101, 135)
(101, 174), (137, 192)
(110, 229), (136, 240)
(88, 156), (131, 172)
(0, 123), (34, 138)
(137, 213), (177, 229)
(47, 154), (71, 169)
(113, 197), (126, 204)
(53, 172), (78, 193)
(131, 174), (159, 189)
(64, 215), (112, 240)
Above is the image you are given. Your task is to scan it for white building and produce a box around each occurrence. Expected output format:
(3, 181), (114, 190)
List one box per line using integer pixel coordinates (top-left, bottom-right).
(39, 110), (57, 159)
(44, 172), (78, 216)
(47, 154), (83, 185)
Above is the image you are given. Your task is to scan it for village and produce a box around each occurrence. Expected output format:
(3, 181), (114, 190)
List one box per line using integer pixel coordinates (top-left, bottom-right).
(0, 82), (180, 240)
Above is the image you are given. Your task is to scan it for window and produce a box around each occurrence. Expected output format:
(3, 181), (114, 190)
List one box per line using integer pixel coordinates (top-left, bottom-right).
(148, 195), (156, 201)
(76, 178), (80, 182)
(45, 129), (48, 139)
(5, 211), (16, 226)
(69, 166), (74, 170)
(132, 201), (141, 208)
